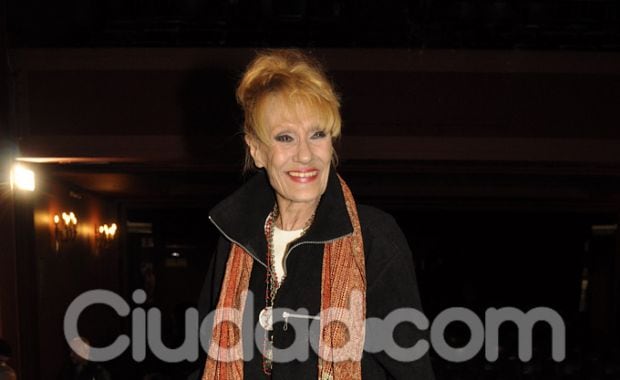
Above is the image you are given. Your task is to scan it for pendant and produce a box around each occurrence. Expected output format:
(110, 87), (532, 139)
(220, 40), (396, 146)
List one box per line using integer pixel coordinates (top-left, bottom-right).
(259, 306), (273, 331)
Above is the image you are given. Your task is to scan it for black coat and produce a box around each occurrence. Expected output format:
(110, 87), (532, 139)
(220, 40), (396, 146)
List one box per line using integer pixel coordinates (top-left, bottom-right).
(192, 170), (435, 380)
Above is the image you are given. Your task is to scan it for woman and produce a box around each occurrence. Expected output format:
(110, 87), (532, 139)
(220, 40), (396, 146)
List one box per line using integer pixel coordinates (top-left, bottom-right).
(196, 50), (434, 379)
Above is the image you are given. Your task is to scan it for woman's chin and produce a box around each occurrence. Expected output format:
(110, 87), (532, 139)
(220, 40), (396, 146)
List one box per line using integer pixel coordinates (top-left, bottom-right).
(278, 191), (322, 206)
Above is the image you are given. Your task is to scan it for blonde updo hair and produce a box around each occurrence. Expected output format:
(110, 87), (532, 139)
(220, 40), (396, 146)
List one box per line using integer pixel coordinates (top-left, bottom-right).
(236, 49), (341, 171)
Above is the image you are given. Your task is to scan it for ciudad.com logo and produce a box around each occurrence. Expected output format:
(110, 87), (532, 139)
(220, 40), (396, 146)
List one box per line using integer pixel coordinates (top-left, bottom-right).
(64, 289), (566, 364)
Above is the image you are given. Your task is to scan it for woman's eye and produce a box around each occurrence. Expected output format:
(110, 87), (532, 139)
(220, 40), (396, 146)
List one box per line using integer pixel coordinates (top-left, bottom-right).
(311, 131), (327, 139)
(275, 134), (293, 143)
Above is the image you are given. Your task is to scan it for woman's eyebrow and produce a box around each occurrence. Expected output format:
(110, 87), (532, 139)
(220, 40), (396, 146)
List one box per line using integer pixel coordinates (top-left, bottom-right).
(273, 128), (293, 134)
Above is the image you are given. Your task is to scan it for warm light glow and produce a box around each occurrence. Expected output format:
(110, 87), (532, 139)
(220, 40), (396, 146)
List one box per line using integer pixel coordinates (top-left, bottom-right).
(97, 222), (119, 243)
(35, 211), (51, 229)
(77, 223), (93, 238)
(10, 163), (36, 191)
(53, 210), (79, 244)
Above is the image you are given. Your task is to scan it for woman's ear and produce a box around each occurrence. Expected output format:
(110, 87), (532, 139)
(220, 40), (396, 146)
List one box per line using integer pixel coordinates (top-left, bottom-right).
(244, 134), (265, 168)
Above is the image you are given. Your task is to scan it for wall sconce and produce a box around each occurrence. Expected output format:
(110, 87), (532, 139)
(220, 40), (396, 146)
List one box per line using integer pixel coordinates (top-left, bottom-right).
(96, 223), (118, 248)
(10, 163), (36, 192)
(54, 211), (78, 242)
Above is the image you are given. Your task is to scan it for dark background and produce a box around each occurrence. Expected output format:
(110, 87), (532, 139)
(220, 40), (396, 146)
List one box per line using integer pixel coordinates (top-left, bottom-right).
(1, 1), (620, 379)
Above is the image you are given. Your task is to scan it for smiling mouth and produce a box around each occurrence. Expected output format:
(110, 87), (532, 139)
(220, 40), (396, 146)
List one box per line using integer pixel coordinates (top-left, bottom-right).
(288, 170), (318, 178)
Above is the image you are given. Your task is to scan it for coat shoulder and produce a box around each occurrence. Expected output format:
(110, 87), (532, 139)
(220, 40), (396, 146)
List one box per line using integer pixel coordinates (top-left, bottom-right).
(357, 203), (394, 221)
(357, 204), (412, 264)
(357, 204), (400, 238)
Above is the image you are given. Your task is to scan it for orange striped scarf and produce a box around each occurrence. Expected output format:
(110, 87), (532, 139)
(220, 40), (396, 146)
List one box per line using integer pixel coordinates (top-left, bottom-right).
(203, 176), (366, 379)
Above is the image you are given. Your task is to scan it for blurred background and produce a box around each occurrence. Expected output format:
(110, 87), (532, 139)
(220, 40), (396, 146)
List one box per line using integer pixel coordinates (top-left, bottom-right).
(1, 0), (619, 379)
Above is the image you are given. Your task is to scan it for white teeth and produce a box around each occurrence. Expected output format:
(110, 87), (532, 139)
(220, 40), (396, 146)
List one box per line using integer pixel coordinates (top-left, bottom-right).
(289, 171), (318, 178)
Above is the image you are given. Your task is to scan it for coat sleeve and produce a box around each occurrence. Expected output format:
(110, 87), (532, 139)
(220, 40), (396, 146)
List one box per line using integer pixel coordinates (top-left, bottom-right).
(362, 208), (435, 380)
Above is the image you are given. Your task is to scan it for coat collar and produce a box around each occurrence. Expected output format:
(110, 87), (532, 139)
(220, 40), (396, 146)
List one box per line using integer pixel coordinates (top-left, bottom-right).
(209, 168), (354, 267)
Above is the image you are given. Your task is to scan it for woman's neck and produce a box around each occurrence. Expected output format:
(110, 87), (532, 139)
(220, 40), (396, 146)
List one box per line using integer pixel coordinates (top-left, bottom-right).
(275, 198), (318, 231)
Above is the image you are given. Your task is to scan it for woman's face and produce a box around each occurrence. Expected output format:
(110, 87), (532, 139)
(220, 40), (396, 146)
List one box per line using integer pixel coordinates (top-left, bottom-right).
(247, 96), (333, 208)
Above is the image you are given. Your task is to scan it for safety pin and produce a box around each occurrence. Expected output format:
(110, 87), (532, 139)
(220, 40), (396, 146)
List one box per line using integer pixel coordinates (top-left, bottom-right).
(282, 311), (320, 331)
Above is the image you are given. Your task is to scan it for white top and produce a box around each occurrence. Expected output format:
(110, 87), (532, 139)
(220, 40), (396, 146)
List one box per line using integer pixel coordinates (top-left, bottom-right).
(272, 226), (304, 285)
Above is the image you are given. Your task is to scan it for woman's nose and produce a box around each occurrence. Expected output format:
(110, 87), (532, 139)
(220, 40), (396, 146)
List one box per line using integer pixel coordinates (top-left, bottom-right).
(295, 138), (312, 163)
